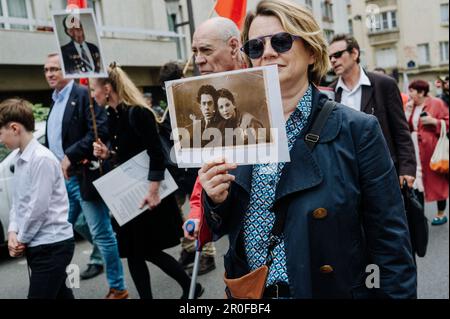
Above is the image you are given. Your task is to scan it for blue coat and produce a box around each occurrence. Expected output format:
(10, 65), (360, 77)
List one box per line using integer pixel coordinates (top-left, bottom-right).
(203, 87), (417, 299)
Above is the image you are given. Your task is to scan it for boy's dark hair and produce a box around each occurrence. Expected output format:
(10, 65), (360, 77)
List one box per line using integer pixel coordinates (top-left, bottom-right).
(330, 34), (361, 64)
(0, 98), (35, 131)
(197, 85), (218, 104)
(159, 62), (183, 86)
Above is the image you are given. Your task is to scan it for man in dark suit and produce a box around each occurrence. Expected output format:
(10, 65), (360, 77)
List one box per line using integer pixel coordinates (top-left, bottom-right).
(60, 16), (101, 75)
(328, 34), (416, 188)
(44, 53), (128, 299)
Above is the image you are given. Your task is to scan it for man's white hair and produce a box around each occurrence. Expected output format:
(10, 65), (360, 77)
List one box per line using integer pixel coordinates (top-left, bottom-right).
(203, 17), (241, 43)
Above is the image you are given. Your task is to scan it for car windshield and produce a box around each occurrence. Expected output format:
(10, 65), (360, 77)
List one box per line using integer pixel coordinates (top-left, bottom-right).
(0, 144), (12, 163)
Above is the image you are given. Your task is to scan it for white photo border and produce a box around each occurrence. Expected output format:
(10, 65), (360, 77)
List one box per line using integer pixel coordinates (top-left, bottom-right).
(165, 65), (290, 168)
(51, 9), (108, 79)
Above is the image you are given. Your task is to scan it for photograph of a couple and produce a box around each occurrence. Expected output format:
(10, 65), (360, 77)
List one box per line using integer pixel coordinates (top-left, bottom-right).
(169, 69), (273, 149)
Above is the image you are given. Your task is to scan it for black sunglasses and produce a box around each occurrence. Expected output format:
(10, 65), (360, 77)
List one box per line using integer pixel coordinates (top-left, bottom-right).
(241, 32), (301, 59)
(329, 48), (351, 60)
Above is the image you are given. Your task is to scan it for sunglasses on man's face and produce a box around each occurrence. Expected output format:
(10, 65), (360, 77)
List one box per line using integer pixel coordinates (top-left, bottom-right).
(328, 48), (351, 60)
(241, 32), (301, 59)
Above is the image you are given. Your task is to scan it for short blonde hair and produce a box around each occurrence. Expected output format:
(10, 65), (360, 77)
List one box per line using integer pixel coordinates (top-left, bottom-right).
(242, 0), (330, 85)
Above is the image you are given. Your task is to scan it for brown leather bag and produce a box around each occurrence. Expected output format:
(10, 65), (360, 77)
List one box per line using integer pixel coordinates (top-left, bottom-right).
(224, 265), (268, 299)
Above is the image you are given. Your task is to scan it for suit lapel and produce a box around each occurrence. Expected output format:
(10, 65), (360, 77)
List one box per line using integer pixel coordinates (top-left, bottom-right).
(335, 87), (342, 103)
(361, 85), (374, 113)
(61, 85), (78, 141)
(232, 165), (253, 195)
(274, 137), (323, 203)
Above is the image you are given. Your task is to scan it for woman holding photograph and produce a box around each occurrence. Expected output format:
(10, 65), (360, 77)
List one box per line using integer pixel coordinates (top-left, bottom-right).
(199, 0), (416, 298)
(91, 63), (203, 299)
(216, 88), (265, 146)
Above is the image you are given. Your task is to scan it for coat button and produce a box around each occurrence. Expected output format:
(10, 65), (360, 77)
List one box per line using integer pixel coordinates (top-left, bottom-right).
(312, 208), (328, 219)
(320, 265), (334, 274)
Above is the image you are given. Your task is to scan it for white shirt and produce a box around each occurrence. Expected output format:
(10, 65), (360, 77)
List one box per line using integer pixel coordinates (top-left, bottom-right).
(336, 66), (371, 111)
(8, 138), (73, 247)
(48, 80), (74, 161)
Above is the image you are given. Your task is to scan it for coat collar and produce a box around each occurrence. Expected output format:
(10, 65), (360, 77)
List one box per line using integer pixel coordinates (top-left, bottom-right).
(333, 69), (374, 113)
(61, 84), (79, 140)
(232, 86), (342, 203)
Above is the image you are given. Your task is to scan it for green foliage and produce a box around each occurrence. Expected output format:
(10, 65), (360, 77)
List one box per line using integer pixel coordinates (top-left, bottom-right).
(159, 100), (167, 109)
(32, 104), (50, 122)
(0, 144), (11, 162)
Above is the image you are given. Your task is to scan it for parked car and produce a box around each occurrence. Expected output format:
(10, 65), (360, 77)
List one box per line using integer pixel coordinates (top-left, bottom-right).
(0, 122), (46, 244)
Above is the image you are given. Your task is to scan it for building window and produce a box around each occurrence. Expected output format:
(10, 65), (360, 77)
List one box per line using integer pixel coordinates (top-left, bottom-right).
(370, 10), (398, 32)
(321, 0), (333, 23)
(348, 19), (353, 35)
(305, 0), (313, 10)
(0, 0), (33, 30)
(375, 47), (398, 68)
(418, 44), (430, 65)
(441, 3), (449, 24)
(323, 29), (335, 44)
(440, 41), (449, 62)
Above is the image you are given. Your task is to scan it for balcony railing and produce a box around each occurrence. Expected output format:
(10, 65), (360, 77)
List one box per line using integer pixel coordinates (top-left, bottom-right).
(0, 17), (185, 41)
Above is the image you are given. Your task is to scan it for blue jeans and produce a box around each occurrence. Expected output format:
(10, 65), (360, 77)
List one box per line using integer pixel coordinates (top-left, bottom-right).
(80, 195), (126, 291)
(66, 176), (126, 291)
(65, 177), (103, 266)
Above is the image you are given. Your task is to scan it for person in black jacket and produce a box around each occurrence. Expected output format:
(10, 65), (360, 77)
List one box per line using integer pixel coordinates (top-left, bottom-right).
(44, 53), (128, 299)
(91, 62), (203, 299)
(328, 34), (416, 189)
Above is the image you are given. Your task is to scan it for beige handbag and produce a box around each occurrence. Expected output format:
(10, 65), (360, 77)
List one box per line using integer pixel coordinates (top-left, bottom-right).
(430, 120), (449, 174)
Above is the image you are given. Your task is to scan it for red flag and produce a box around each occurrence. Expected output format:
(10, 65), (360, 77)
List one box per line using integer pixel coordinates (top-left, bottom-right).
(66, 0), (87, 8)
(215, 0), (247, 29)
(79, 78), (89, 87)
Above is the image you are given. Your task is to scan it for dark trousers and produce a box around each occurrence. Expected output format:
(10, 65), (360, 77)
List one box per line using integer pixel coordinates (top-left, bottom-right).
(416, 192), (447, 212)
(26, 238), (75, 299)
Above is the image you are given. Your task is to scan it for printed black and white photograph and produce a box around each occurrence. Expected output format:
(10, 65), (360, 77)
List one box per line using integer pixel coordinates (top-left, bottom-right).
(166, 66), (290, 167)
(52, 9), (107, 78)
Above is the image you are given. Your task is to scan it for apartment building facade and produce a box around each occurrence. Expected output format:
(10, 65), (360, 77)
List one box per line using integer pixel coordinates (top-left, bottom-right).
(0, 0), (349, 105)
(349, 0), (449, 93)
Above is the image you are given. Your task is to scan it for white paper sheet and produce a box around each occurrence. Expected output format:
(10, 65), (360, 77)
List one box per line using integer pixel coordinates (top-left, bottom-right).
(93, 151), (178, 226)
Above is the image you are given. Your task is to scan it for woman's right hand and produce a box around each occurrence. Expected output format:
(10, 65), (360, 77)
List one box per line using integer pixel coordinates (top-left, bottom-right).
(93, 139), (109, 159)
(198, 159), (237, 205)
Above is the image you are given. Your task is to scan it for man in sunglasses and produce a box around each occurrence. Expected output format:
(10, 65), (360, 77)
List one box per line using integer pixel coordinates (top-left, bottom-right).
(328, 34), (416, 190)
(178, 17), (246, 276)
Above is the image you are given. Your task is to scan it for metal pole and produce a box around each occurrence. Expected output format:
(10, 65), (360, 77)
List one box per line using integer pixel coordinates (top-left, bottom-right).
(186, 0), (199, 75)
(186, 0), (195, 43)
(171, 13), (182, 60)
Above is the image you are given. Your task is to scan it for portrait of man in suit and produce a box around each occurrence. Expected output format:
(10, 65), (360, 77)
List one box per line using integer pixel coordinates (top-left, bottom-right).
(59, 14), (103, 76)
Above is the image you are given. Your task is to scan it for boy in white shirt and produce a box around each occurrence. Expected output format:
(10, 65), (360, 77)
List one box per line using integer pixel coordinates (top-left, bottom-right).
(0, 98), (74, 299)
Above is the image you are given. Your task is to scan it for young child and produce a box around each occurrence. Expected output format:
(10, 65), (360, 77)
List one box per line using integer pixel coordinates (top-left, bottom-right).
(0, 98), (75, 299)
